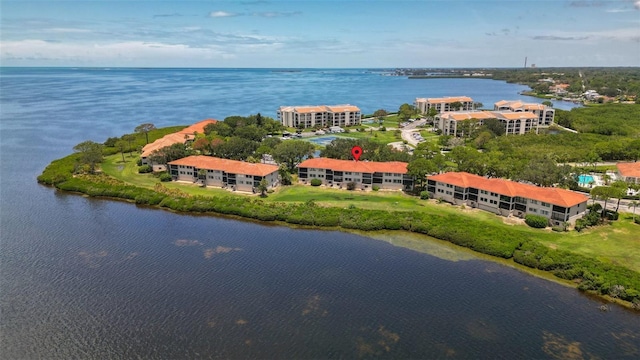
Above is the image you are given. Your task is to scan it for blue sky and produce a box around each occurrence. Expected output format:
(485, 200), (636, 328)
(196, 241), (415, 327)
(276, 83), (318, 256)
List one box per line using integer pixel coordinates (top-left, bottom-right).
(1, 0), (639, 67)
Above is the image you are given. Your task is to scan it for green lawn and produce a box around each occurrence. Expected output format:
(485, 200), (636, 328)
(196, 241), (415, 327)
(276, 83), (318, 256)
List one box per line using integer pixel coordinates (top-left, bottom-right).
(334, 129), (401, 144)
(534, 214), (640, 272)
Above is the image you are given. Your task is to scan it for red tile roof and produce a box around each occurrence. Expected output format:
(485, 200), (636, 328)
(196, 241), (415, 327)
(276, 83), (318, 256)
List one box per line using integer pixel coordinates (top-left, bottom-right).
(416, 96), (473, 104)
(169, 155), (279, 177)
(617, 162), (640, 178)
(298, 157), (408, 174)
(141, 119), (217, 158)
(181, 119), (217, 135)
(279, 105), (361, 114)
(428, 172), (588, 207)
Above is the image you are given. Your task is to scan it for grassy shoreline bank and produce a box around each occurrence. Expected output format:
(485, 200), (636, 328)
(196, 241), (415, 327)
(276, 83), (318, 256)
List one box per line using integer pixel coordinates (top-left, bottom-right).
(38, 152), (640, 310)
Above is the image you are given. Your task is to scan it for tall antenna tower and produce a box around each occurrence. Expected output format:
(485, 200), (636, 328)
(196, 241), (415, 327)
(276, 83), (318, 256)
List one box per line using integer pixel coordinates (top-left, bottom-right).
(524, 56), (527, 68)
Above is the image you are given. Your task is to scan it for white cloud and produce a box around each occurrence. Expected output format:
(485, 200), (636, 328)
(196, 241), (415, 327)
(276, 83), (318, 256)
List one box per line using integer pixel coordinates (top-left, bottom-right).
(209, 11), (241, 18)
(635, 0), (640, 10)
(0, 39), (234, 66)
(48, 27), (92, 33)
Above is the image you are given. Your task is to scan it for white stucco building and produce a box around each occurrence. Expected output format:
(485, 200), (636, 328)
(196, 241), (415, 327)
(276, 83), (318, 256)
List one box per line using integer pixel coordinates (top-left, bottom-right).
(277, 105), (361, 129)
(168, 155), (280, 192)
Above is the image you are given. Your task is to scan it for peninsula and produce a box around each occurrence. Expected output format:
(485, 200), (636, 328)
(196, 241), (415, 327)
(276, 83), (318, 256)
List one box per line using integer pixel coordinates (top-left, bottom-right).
(39, 99), (640, 309)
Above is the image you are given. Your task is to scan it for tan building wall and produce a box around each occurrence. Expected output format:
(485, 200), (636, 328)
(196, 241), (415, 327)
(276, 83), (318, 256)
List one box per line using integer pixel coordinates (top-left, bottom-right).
(277, 105), (361, 128)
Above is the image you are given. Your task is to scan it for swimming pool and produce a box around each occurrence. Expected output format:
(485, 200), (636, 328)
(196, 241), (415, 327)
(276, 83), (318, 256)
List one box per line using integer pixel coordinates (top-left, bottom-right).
(306, 135), (355, 146)
(578, 174), (594, 187)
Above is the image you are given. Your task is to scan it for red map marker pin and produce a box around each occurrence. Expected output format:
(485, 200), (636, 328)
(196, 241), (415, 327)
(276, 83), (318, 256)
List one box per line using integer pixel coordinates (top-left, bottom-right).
(351, 146), (363, 161)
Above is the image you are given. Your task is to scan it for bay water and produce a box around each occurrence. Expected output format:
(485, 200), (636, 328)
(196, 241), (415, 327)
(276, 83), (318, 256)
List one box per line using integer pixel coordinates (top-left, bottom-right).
(2, 68), (637, 359)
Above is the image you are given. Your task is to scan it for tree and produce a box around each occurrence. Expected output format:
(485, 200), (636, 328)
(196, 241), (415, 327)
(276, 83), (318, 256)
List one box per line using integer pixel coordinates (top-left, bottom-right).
(216, 137), (258, 160)
(482, 118), (506, 137)
(458, 118), (480, 139)
(542, 100), (553, 107)
(450, 101), (463, 111)
(629, 200), (639, 221)
(149, 143), (188, 165)
(474, 131), (494, 149)
(407, 158), (437, 189)
(73, 140), (103, 174)
(192, 138), (211, 154)
(257, 178), (268, 197)
(517, 153), (561, 186)
(373, 109), (388, 126)
(473, 102), (484, 110)
(278, 164), (293, 185)
(272, 140), (315, 170)
(122, 134), (136, 156)
(398, 103), (417, 122)
(610, 181), (628, 212)
(134, 123), (156, 144)
(115, 140), (128, 163)
(448, 146), (484, 174)
(235, 125), (267, 142)
(584, 150), (601, 171)
(205, 122), (234, 137)
(590, 186), (617, 217)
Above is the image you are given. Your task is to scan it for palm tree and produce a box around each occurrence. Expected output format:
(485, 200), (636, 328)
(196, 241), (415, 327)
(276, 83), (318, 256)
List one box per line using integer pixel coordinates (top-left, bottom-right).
(630, 200), (639, 222)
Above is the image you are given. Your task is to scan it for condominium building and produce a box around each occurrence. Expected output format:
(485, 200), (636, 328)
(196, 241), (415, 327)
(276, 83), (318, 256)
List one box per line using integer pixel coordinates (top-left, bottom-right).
(427, 172), (588, 225)
(435, 111), (540, 136)
(297, 158), (414, 191)
(277, 105), (361, 128)
(168, 155), (280, 192)
(141, 119), (217, 165)
(616, 162), (640, 184)
(414, 96), (474, 114)
(494, 100), (555, 126)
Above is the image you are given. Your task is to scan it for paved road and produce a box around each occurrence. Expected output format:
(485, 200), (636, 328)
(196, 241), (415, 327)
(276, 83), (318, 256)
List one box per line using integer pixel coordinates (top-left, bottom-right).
(591, 198), (639, 215)
(400, 119), (428, 146)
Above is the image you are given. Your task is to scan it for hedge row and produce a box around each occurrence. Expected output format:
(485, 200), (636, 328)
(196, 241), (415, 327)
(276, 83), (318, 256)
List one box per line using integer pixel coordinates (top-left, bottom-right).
(38, 154), (640, 304)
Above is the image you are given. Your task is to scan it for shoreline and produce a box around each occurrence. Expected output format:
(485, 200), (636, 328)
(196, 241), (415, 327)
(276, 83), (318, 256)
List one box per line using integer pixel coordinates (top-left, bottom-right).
(38, 169), (640, 311)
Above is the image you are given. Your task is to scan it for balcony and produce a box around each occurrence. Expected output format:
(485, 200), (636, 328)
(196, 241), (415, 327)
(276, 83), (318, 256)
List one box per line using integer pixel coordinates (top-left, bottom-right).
(551, 212), (568, 222)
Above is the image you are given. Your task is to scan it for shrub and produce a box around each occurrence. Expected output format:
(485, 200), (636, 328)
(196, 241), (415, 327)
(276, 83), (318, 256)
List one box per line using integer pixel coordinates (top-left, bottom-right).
(420, 191), (429, 200)
(551, 226), (565, 232)
(604, 210), (619, 221)
(379, 126), (386, 132)
(138, 165), (152, 173)
(136, 158), (143, 166)
(158, 172), (172, 182)
(346, 181), (356, 191)
(372, 185), (380, 191)
(310, 178), (322, 186)
(525, 214), (548, 228)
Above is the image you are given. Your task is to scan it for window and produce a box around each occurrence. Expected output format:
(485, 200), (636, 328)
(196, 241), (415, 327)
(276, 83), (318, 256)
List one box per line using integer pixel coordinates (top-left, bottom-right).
(541, 202), (550, 207)
(480, 190), (488, 195)
(345, 172), (352, 175)
(528, 208), (537, 213)
(530, 199), (538, 205)
(540, 210), (549, 216)
(446, 184), (453, 188)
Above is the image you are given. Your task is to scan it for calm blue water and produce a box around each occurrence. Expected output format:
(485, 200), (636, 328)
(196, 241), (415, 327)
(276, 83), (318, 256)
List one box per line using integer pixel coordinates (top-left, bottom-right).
(1, 68), (635, 359)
